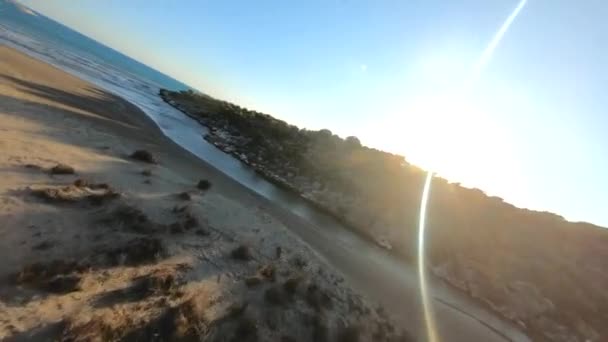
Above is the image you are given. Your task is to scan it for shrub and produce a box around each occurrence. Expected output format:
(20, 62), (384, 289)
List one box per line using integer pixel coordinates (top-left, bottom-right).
(130, 150), (157, 164)
(50, 163), (75, 175)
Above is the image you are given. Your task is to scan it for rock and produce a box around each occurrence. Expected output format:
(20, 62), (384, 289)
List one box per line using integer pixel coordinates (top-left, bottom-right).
(197, 179), (211, 190)
(50, 164), (75, 175)
(130, 150), (157, 164)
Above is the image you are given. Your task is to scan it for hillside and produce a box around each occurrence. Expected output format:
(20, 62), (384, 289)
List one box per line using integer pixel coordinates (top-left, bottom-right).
(162, 88), (608, 342)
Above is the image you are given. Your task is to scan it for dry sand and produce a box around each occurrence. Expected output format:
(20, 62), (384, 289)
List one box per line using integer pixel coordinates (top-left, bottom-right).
(0, 46), (406, 341)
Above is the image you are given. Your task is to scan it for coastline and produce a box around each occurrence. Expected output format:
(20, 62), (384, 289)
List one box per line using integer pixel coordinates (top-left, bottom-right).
(4, 1), (608, 339)
(0, 45), (533, 341)
(0, 45), (413, 341)
(158, 90), (399, 255)
(156, 91), (535, 342)
(157, 83), (608, 342)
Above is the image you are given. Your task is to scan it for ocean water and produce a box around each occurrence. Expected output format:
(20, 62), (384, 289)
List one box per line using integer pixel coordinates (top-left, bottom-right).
(0, 1), (190, 91)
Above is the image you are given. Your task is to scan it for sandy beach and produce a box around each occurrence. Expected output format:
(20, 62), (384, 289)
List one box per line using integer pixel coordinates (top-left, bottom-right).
(0, 45), (414, 341)
(0, 45), (535, 342)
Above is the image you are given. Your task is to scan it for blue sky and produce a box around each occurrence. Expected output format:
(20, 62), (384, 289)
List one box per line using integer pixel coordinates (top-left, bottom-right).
(21, 0), (608, 227)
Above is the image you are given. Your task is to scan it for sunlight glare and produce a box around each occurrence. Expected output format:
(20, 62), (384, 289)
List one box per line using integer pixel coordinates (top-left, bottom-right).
(418, 171), (437, 342)
(411, 2), (529, 341)
(398, 91), (522, 193)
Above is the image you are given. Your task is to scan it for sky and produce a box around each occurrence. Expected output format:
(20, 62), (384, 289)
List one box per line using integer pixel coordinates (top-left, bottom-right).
(20, 0), (608, 227)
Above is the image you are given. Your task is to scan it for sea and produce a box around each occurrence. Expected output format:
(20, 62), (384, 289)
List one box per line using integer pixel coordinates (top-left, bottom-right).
(0, 1), (190, 90)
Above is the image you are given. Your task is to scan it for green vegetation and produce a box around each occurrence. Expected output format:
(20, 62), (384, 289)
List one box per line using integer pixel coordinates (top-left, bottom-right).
(161, 88), (608, 341)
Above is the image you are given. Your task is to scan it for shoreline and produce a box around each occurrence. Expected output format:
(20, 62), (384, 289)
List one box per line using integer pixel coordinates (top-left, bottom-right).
(0, 45), (530, 341)
(158, 90), (399, 255)
(0, 45), (412, 341)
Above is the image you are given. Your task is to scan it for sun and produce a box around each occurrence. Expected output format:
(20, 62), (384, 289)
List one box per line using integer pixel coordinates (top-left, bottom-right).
(382, 91), (526, 201)
(406, 93), (486, 176)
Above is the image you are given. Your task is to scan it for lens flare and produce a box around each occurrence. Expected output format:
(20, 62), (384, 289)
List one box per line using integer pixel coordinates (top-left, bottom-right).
(417, 171), (436, 342)
(415, 1), (528, 341)
(468, 0), (528, 86)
